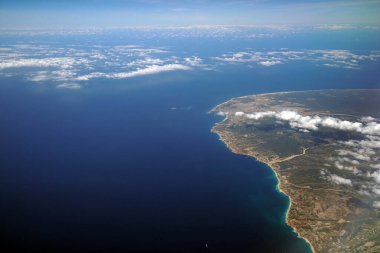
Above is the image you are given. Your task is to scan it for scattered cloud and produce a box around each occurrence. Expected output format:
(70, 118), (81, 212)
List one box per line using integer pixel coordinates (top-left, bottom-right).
(362, 116), (376, 123)
(232, 109), (380, 194)
(0, 43), (206, 88)
(56, 82), (82, 89)
(184, 56), (203, 66)
(373, 201), (380, 208)
(258, 60), (282, 67)
(234, 110), (380, 136)
(329, 174), (352, 186)
(126, 58), (165, 67)
(367, 171), (380, 184)
(334, 160), (360, 174)
(0, 57), (77, 69)
(333, 135), (380, 195)
(1, 26), (380, 39)
(1, 41), (380, 90)
(215, 49), (380, 69)
(76, 64), (191, 81)
(313, 24), (356, 31)
(109, 64), (191, 79)
(337, 149), (371, 161)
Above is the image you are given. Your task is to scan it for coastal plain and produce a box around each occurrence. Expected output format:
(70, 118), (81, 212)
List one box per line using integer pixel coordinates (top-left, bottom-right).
(211, 90), (380, 253)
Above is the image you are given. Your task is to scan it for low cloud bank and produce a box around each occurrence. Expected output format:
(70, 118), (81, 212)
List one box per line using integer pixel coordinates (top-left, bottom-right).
(76, 64), (191, 81)
(0, 44), (205, 89)
(234, 110), (380, 136)
(215, 49), (380, 69)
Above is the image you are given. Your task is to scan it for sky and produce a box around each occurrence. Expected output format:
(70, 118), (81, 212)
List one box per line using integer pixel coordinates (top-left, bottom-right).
(0, 0), (380, 29)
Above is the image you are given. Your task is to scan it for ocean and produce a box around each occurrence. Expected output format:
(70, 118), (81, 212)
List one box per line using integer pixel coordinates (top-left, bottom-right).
(0, 28), (379, 252)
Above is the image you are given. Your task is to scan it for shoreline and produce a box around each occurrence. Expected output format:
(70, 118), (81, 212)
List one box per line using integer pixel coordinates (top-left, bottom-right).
(209, 88), (380, 253)
(211, 126), (316, 253)
(267, 162), (316, 253)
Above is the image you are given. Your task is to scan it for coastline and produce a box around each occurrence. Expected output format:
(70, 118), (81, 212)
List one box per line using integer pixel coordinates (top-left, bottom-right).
(209, 88), (380, 253)
(210, 122), (316, 253)
(267, 162), (316, 253)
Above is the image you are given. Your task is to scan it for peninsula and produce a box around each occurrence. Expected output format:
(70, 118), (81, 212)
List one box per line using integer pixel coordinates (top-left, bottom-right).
(211, 90), (380, 253)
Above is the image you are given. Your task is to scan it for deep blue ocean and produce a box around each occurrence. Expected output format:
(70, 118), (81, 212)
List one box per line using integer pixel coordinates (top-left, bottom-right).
(1, 29), (379, 252)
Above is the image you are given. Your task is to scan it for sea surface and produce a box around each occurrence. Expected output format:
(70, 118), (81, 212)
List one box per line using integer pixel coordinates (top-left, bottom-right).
(0, 28), (379, 252)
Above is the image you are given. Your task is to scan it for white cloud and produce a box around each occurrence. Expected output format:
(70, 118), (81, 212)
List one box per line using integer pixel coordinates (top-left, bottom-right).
(245, 111), (276, 120)
(338, 137), (380, 169)
(126, 58), (165, 67)
(235, 111), (245, 116)
(361, 122), (380, 136)
(234, 110), (262, 121)
(344, 158), (360, 165)
(0, 44), (203, 87)
(27, 71), (51, 82)
(76, 64), (191, 81)
(373, 188), (380, 196)
(323, 63), (343, 68)
(329, 174), (352, 186)
(214, 52), (254, 63)
(111, 47), (167, 57)
(109, 64), (191, 79)
(234, 110), (380, 136)
(373, 201), (380, 208)
(342, 136), (380, 149)
(367, 171), (380, 183)
(56, 82), (82, 89)
(334, 161), (360, 174)
(184, 56), (203, 66)
(337, 150), (371, 161)
(27, 69), (78, 82)
(362, 116), (376, 122)
(234, 110), (380, 189)
(0, 57), (76, 69)
(76, 72), (105, 81)
(314, 24), (356, 31)
(215, 49), (380, 69)
(258, 60), (282, 66)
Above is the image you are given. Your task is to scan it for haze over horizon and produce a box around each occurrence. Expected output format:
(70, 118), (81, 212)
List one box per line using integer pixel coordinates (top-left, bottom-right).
(1, 0), (380, 29)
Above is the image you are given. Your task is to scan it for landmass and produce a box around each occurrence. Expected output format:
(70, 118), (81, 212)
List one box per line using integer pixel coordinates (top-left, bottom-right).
(210, 89), (380, 253)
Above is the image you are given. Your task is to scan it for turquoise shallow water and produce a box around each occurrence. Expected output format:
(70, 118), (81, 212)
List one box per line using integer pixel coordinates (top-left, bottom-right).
(0, 30), (379, 252)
